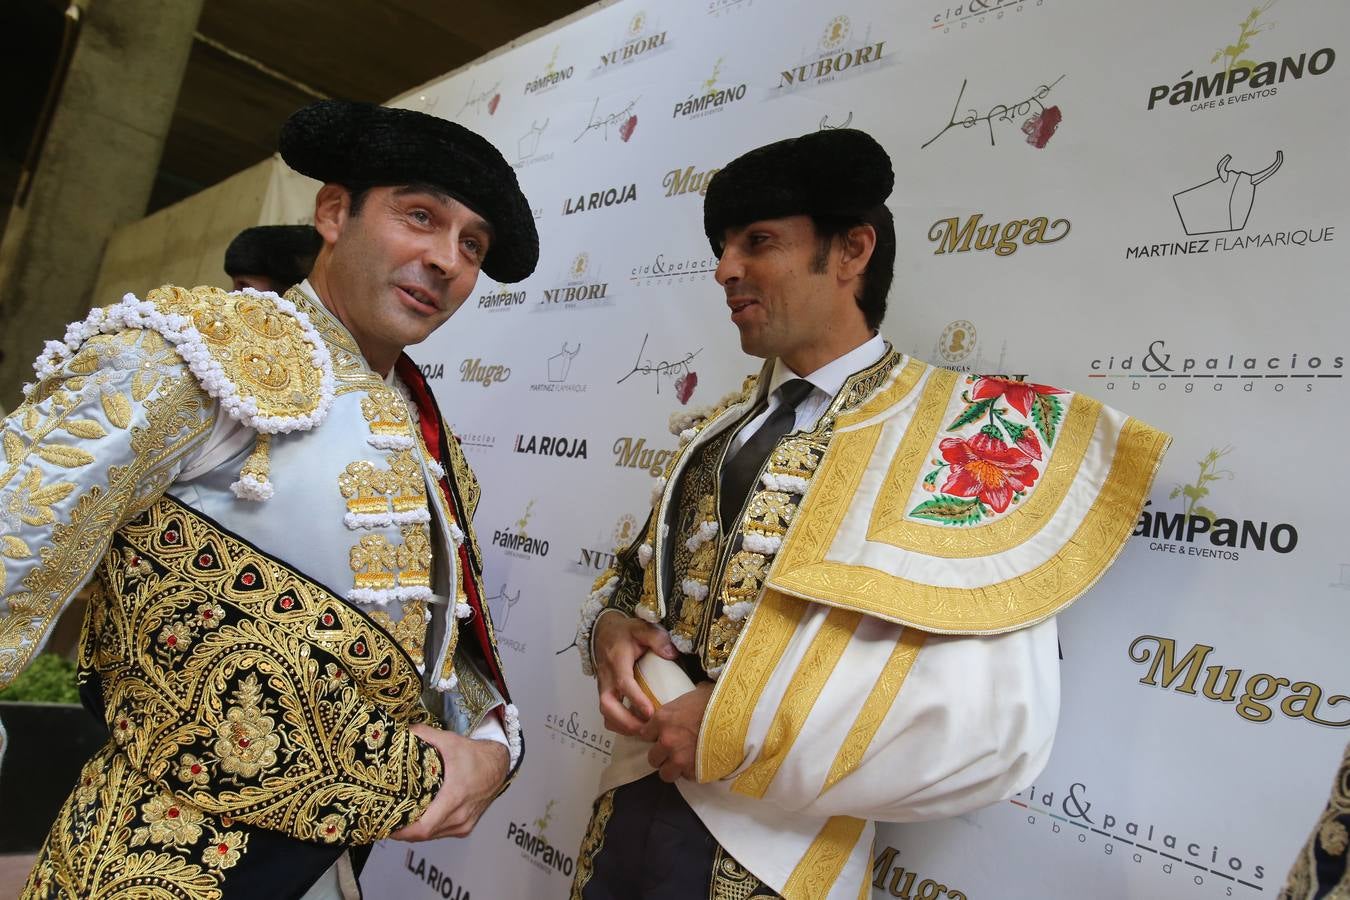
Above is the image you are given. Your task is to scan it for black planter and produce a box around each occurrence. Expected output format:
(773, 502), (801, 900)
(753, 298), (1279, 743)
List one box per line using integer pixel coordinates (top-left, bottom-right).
(0, 702), (107, 853)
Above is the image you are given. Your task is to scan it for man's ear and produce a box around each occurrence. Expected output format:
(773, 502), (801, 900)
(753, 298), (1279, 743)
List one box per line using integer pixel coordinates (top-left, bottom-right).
(313, 184), (353, 244)
(837, 223), (876, 284)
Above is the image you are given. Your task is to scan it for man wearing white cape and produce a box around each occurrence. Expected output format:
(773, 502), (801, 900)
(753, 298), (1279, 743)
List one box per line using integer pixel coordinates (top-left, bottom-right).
(571, 129), (1170, 899)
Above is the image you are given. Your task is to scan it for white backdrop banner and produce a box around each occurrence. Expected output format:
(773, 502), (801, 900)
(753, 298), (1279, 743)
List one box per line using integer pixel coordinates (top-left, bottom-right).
(265, 1), (1350, 897)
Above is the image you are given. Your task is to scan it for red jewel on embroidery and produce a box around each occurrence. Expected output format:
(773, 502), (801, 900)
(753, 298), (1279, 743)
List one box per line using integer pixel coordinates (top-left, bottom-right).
(165, 531), (178, 542)
(202, 610), (213, 620)
(354, 642), (365, 654)
(222, 817), (234, 826)
(166, 635), (177, 647)
(167, 807), (180, 819)
(130, 556), (140, 565)
(190, 764), (202, 775)
(217, 844), (229, 854)
(325, 825), (336, 834)
(321, 613), (335, 626)
(239, 738), (251, 748)
(242, 573), (256, 586)
(280, 597), (295, 609)
(198, 554), (213, 566)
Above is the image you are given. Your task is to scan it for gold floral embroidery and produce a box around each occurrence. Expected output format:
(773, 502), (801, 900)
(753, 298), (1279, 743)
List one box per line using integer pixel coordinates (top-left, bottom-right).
(570, 789), (616, 899)
(177, 753), (212, 787)
(213, 673), (281, 779)
(369, 599), (429, 669)
(351, 534), (399, 590)
(397, 525), (432, 587)
(315, 813), (347, 844)
(134, 792), (207, 847)
(361, 387), (409, 438)
(201, 831), (247, 870)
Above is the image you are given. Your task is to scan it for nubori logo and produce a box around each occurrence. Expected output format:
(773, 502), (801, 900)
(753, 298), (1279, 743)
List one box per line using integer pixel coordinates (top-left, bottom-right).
(929, 214), (1069, 256)
(599, 12), (668, 70)
(507, 801), (576, 878)
(539, 253), (611, 309)
(1014, 779), (1269, 888)
(663, 163), (721, 198)
(575, 514), (638, 574)
(1129, 635), (1349, 727)
(1146, 1), (1334, 113)
(563, 182), (637, 215)
(778, 15), (886, 90)
(673, 57), (748, 120)
(524, 47), (574, 94)
(513, 434), (588, 459)
(418, 362), (444, 380)
(612, 436), (675, 477)
(403, 848), (471, 899)
(460, 358), (510, 387)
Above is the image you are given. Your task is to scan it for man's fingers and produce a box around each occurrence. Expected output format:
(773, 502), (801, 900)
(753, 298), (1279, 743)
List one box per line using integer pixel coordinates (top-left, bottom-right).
(636, 622), (680, 660)
(599, 690), (646, 735)
(616, 672), (654, 721)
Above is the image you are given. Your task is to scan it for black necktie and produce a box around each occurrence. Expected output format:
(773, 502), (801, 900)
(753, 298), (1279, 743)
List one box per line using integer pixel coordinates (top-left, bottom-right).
(719, 378), (814, 532)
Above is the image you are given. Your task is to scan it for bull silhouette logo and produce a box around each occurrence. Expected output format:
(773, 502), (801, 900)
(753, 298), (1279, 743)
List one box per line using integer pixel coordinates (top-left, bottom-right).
(1173, 151), (1282, 236)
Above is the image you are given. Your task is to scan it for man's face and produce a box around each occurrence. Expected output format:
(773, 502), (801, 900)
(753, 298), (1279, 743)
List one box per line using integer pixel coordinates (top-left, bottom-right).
(715, 215), (840, 370)
(319, 185), (492, 360)
(231, 274), (283, 293)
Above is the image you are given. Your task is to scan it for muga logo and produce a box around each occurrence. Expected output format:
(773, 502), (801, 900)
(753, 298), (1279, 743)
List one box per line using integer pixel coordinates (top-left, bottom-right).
(777, 15), (888, 91)
(536, 253), (613, 312)
(928, 214), (1070, 256)
(871, 847), (967, 899)
(1129, 635), (1349, 727)
(663, 162), (721, 198)
(612, 436), (676, 477)
(1146, 1), (1335, 114)
(597, 11), (670, 72)
(459, 358), (510, 387)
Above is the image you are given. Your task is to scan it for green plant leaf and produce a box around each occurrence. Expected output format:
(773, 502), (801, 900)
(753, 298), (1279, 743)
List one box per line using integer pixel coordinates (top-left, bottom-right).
(1193, 505), (1218, 525)
(909, 495), (985, 526)
(1031, 393), (1064, 446)
(947, 398), (994, 431)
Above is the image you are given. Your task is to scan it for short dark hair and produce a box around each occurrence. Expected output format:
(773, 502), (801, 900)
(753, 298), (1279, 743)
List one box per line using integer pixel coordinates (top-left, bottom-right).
(808, 206), (895, 330)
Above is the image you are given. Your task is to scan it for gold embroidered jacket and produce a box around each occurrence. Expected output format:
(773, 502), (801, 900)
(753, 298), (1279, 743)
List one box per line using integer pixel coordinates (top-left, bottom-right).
(1, 285), (518, 899)
(579, 348), (1169, 899)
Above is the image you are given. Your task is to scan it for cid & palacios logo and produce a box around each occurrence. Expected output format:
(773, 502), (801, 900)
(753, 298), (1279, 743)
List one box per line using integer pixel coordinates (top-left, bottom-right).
(595, 10), (671, 74)
(931, 0), (1049, 36)
(1087, 338), (1343, 396)
(1010, 777), (1269, 894)
(1124, 149), (1335, 259)
(545, 708), (615, 761)
(506, 799), (576, 881)
(629, 249), (718, 287)
(1133, 444), (1300, 563)
(1146, 1), (1335, 115)
(531, 341), (587, 394)
(449, 422), (495, 456)
(484, 582), (524, 654)
(491, 500), (550, 560)
(534, 252), (614, 314)
(774, 15), (889, 94)
(671, 57), (748, 122)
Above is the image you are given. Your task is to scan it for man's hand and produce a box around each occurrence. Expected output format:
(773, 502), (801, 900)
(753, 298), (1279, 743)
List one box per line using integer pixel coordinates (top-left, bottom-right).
(639, 682), (714, 783)
(391, 725), (510, 841)
(593, 611), (679, 736)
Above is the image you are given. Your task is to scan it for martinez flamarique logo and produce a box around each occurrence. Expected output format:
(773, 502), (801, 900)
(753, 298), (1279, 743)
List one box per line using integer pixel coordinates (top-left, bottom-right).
(515, 118), (553, 170)
(1133, 445), (1299, 562)
(1124, 150), (1335, 259)
(776, 15), (888, 92)
(931, 0), (1048, 35)
(1087, 338), (1343, 395)
(531, 341), (585, 394)
(928, 214), (1070, 257)
(484, 582), (524, 653)
(1146, 1), (1335, 114)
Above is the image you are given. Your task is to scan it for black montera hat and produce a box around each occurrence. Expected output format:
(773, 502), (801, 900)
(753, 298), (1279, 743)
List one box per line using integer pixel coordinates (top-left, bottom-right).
(279, 99), (538, 283)
(703, 129), (894, 255)
(224, 225), (322, 289)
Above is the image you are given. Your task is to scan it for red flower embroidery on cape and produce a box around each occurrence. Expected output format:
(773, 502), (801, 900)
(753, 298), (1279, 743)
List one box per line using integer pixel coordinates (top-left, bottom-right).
(938, 432), (1041, 514)
(971, 376), (1066, 417)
